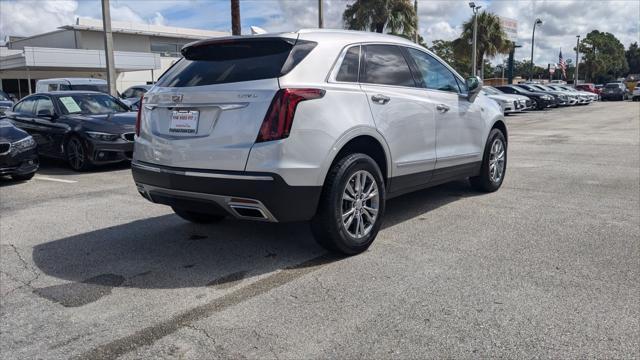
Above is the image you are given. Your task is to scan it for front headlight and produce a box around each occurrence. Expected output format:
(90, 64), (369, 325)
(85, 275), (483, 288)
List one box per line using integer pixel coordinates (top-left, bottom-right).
(86, 131), (119, 141)
(11, 135), (36, 154)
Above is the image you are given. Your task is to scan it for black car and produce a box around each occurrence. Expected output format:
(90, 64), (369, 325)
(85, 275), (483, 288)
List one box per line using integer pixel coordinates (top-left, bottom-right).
(515, 84), (568, 106)
(0, 119), (39, 180)
(5, 91), (136, 171)
(495, 85), (557, 110)
(0, 90), (15, 115)
(601, 83), (630, 101)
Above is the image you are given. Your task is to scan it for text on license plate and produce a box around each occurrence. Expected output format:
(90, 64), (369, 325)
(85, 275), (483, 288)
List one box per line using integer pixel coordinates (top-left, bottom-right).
(169, 110), (199, 134)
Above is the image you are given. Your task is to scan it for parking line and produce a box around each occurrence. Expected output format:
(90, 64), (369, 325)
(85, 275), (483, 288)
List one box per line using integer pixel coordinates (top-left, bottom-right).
(34, 176), (78, 184)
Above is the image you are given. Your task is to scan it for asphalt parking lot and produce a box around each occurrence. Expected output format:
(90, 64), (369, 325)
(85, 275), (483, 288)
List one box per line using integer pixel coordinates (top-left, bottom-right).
(1, 101), (638, 359)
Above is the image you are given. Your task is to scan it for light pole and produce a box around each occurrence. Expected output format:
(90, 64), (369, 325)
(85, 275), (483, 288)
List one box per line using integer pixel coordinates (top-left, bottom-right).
(318, 0), (324, 28)
(529, 18), (542, 81)
(575, 35), (580, 85)
(469, 2), (482, 76)
(414, 0), (418, 44)
(101, 0), (117, 96)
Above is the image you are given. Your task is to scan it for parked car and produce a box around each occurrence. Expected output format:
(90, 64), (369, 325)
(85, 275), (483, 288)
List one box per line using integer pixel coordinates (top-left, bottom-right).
(35, 78), (109, 94)
(0, 119), (39, 181)
(495, 85), (556, 110)
(132, 30), (508, 255)
(515, 84), (569, 106)
(601, 82), (630, 101)
(0, 90), (15, 115)
(547, 85), (593, 104)
(483, 86), (531, 113)
(120, 85), (152, 110)
(576, 83), (601, 96)
(633, 82), (640, 101)
(558, 85), (598, 103)
(5, 91), (135, 171)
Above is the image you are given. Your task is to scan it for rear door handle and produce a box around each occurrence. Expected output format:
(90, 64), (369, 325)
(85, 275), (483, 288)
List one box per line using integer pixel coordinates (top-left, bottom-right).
(371, 94), (390, 105)
(436, 104), (450, 113)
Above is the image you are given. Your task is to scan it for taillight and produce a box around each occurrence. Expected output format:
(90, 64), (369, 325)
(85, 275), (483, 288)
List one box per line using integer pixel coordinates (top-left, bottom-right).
(256, 88), (325, 143)
(135, 96), (143, 136)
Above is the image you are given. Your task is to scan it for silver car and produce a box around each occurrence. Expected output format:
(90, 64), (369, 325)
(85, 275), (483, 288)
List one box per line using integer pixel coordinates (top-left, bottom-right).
(132, 29), (507, 254)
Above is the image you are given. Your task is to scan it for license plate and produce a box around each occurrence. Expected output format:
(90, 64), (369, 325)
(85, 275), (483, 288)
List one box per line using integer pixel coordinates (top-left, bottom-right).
(169, 110), (199, 135)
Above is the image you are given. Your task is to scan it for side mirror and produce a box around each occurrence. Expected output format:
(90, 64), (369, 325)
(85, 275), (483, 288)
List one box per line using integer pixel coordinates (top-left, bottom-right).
(466, 76), (483, 102)
(37, 109), (56, 119)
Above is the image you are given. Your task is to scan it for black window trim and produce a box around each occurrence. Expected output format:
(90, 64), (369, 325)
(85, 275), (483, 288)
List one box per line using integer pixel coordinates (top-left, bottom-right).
(328, 42), (467, 95)
(33, 94), (59, 118)
(13, 95), (37, 116)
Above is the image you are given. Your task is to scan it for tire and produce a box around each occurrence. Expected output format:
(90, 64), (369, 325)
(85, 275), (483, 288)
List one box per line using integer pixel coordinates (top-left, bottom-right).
(311, 153), (386, 255)
(66, 135), (91, 171)
(470, 128), (507, 193)
(11, 172), (35, 181)
(172, 207), (225, 224)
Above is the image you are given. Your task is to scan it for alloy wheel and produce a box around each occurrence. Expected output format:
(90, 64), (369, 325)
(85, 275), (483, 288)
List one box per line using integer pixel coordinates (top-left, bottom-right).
(341, 170), (379, 240)
(488, 138), (505, 183)
(68, 138), (85, 170)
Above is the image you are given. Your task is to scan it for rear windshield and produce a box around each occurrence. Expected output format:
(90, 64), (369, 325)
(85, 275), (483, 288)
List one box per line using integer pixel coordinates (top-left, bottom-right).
(156, 38), (316, 87)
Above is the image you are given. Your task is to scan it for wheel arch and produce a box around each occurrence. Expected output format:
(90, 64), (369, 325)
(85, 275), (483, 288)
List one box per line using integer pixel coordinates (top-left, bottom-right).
(319, 129), (392, 187)
(490, 118), (508, 144)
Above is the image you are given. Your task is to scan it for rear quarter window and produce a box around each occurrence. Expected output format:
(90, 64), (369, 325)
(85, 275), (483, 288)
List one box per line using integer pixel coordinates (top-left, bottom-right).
(157, 39), (316, 87)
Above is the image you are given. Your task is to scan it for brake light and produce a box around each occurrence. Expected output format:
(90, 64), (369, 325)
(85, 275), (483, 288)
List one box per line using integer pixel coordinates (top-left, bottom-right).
(135, 96), (143, 136)
(256, 88), (325, 142)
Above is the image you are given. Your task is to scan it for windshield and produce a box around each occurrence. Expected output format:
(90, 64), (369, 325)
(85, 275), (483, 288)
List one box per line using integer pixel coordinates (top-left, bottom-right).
(605, 83), (620, 88)
(69, 84), (109, 93)
(483, 86), (503, 95)
(55, 94), (128, 115)
(0, 91), (10, 101)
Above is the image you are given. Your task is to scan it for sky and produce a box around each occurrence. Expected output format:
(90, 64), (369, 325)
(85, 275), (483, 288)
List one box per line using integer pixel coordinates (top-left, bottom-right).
(0, 0), (638, 66)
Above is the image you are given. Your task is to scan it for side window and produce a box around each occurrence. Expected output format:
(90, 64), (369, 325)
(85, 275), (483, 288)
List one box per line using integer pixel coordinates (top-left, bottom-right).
(14, 98), (36, 115)
(407, 48), (460, 93)
(59, 84), (71, 90)
(132, 89), (144, 98)
(122, 89), (133, 98)
(48, 84), (58, 91)
(361, 45), (415, 87)
(34, 97), (55, 117)
(335, 46), (360, 83)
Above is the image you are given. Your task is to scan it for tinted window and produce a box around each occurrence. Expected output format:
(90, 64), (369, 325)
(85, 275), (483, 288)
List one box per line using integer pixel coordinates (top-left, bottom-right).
(122, 88), (134, 98)
(407, 48), (459, 93)
(69, 84), (109, 93)
(0, 91), (9, 101)
(14, 98), (36, 115)
(157, 39), (316, 87)
(59, 84), (71, 90)
(34, 97), (55, 116)
(336, 46), (360, 83)
(361, 45), (415, 87)
(47, 84), (58, 91)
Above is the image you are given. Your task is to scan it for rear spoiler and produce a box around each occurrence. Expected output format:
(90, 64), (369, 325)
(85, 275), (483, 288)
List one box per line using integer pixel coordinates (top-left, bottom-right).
(181, 33), (299, 59)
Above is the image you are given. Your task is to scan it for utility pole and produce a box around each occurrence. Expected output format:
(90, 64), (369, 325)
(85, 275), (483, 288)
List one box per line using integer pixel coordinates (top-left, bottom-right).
(414, 0), (418, 44)
(574, 35), (580, 86)
(469, 2), (481, 76)
(101, 0), (117, 97)
(231, 0), (241, 35)
(318, 0), (324, 28)
(529, 18), (542, 81)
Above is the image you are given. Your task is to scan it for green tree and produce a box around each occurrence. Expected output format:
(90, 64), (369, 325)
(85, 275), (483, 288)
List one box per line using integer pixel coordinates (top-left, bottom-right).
(343, 0), (416, 37)
(429, 39), (470, 77)
(626, 42), (640, 74)
(579, 30), (628, 83)
(452, 11), (512, 75)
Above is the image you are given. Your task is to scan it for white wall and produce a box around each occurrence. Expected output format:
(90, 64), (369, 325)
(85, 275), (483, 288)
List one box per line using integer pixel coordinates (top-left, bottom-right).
(8, 30), (77, 50)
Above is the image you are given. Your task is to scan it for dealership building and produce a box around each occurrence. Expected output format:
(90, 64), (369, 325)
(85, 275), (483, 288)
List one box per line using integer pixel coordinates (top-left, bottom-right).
(0, 18), (228, 98)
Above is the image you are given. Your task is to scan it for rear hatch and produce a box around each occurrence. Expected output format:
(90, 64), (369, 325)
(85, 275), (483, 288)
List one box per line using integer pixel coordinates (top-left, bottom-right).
(138, 35), (316, 171)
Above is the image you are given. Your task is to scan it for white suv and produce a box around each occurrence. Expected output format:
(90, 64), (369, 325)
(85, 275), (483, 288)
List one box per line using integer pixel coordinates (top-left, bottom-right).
(132, 29), (507, 254)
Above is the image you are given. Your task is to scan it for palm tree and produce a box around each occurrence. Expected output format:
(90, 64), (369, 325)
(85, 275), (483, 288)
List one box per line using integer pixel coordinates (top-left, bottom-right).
(453, 11), (511, 76)
(343, 0), (416, 37)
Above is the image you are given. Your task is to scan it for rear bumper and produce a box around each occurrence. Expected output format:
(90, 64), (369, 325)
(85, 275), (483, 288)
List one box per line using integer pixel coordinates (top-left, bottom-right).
(131, 161), (321, 222)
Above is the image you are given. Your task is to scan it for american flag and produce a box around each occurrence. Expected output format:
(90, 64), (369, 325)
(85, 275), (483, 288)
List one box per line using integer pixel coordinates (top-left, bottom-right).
(558, 49), (567, 79)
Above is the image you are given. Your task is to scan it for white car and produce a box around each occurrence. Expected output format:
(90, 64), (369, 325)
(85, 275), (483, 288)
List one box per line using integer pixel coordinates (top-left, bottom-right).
(35, 78), (108, 93)
(132, 30), (507, 254)
(630, 82), (639, 101)
(483, 86), (531, 113)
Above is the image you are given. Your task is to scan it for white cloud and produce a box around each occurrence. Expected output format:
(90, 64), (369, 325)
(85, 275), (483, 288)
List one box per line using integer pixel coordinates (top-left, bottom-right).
(151, 12), (166, 26)
(0, 0), (77, 39)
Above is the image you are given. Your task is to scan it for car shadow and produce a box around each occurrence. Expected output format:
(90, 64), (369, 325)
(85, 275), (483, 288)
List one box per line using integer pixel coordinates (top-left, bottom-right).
(35, 157), (131, 176)
(32, 181), (479, 294)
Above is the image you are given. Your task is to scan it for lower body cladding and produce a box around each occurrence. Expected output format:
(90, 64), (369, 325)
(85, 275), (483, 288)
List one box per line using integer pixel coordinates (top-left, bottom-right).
(131, 161), (321, 223)
(0, 148), (38, 177)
